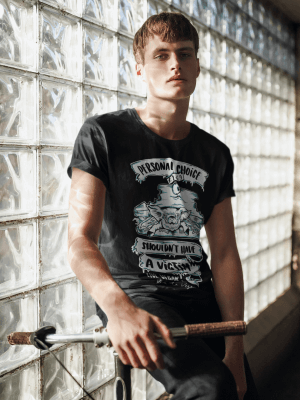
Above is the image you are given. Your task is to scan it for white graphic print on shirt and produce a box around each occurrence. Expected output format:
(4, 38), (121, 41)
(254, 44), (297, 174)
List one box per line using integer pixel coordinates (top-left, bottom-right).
(131, 158), (209, 289)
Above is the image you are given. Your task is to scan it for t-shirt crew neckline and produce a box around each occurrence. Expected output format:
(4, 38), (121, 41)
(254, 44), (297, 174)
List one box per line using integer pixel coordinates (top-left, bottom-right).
(130, 107), (195, 145)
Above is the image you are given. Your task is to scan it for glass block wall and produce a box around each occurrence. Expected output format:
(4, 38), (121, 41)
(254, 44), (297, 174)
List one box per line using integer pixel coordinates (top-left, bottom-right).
(0, 0), (296, 398)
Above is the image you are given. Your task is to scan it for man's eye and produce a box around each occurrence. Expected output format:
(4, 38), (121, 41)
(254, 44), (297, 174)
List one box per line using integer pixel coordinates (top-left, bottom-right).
(181, 53), (191, 58)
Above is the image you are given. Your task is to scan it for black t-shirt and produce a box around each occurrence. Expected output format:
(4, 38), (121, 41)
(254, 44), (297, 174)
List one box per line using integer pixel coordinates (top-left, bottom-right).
(67, 108), (235, 299)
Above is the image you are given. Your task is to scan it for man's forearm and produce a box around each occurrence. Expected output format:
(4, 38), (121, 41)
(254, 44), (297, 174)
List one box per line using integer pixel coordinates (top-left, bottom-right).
(210, 251), (245, 357)
(68, 235), (135, 316)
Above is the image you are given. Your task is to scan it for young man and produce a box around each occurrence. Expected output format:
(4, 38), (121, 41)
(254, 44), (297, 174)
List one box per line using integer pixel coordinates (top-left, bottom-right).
(67, 12), (259, 400)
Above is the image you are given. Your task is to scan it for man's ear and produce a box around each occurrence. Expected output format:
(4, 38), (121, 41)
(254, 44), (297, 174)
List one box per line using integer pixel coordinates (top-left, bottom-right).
(136, 64), (146, 82)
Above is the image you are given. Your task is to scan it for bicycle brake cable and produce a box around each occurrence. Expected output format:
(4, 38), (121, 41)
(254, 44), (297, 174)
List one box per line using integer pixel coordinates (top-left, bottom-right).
(36, 338), (96, 400)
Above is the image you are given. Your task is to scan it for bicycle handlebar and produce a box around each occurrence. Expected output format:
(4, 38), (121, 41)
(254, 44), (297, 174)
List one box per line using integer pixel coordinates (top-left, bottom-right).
(8, 321), (247, 349)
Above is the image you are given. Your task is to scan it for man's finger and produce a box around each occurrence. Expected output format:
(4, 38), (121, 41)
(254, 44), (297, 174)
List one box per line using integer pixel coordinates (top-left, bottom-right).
(153, 318), (176, 349)
(133, 336), (157, 371)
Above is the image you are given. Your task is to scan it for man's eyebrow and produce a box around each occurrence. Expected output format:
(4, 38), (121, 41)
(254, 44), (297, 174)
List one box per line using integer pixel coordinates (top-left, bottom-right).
(152, 46), (194, 54)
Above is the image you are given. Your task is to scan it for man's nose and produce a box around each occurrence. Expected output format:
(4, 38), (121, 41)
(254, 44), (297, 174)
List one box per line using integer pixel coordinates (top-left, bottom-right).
(170, 53), (181, 71)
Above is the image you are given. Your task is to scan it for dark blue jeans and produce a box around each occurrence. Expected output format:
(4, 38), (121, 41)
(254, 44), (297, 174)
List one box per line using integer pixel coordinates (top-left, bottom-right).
(97, 292), (260, 400)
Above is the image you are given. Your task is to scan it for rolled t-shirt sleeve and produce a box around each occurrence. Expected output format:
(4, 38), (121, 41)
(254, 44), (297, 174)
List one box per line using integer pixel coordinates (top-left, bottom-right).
(215, 148), (236, 205)
(67, 117), (109, 189)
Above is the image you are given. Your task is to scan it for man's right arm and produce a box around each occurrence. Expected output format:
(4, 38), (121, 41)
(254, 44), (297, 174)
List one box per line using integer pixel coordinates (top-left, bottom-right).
(68, 168), (176, 370)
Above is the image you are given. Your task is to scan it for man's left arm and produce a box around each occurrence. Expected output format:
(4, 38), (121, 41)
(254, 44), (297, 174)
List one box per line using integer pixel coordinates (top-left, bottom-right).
(205, 197), (247, 399)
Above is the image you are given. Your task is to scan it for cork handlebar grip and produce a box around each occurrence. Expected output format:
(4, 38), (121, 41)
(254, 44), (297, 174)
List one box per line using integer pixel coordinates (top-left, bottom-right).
(7, 332), (32, 345)
(184, 321), (247, 337)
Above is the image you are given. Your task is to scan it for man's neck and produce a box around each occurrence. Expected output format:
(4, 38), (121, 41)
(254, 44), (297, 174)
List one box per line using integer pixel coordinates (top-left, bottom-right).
(135, 97), (191, 141)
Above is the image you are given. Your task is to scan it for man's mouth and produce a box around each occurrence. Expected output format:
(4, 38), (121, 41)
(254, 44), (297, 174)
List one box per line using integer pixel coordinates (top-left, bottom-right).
(168, 75), (186, 82)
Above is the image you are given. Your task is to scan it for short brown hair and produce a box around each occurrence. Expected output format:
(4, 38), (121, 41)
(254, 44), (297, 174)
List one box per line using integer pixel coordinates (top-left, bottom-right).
(133, 12), (199, 65)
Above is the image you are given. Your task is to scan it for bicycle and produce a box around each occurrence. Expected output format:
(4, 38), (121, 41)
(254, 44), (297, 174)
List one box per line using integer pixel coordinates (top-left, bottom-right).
(8, 320), (247, 400)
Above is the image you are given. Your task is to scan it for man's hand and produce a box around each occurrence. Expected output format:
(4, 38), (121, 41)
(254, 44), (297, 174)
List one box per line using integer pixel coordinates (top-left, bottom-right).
(222, 353), (247, 400)
(106, 304), (176, 371)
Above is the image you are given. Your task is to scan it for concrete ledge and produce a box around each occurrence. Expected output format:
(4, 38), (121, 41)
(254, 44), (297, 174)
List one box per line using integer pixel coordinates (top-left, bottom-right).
(244, 285), (300, 393)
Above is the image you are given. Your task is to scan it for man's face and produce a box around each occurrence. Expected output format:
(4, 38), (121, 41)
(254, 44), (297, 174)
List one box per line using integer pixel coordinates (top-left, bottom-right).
(136, 35), (200, 101)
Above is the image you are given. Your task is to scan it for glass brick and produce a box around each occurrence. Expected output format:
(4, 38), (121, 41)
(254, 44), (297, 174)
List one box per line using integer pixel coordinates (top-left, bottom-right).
(236, 156), (250, 190)
(257, 2), (266, 25)
(236, 11), (248, 47)
(288, 78), (295, 104)
(261, 64), (271, 93)
(192, 110), (210, 133)
(40, 79), (81, 145)
(270, 128), (279, 157)
(209, 0), (224, 33)
(284, 238), (292, 266)
(197, 25), (210, 70)
(0, 292), (39, 374)
(0, 361), (39, 400)
(40, 280), (82, 335)
(248, 222), (259, 256)
(118, 38), (146, 96)
(84, 87), (117, 120)
(279, 101), (287, 130)
(0, 69), (36, 143)
(42, 344), (83, 400)
(210, 75), (225, 115)
(242, 259), (248, 291)
(148, 0), (169, 16)
(258, 279), (269, 313)
(222, 2), (237, 40)
(225, 80), (239, 118)
(83, 0), (117, 29)
(225, 119), (239, 156)
(117, 92), (146, 110)
(249, 156), (260, 189)
(131, 368), (146, 400)
(41, 150), (72, 213)
(261, 94), (271, 125)
(0, 0), (37, 69)
(245, 286), (258, 322)
(238, 121), (250, 155)
(239, 85), (251, 121)
(119, 0), (145, 35)
(42, 0), (81, 15)
(41, 217), (73, 285)
(271, 98), (280, 128)
(250, 124), (260, 157)
(249, 189), (259, 223)
(288, 104), (295, 131)
(235, 225), (249, 260)
(193, 70), (210, 112)
(84, 344), (115, 392)
(83, 287), (102, 332)
(226, 42), (239, 81)
(172, 0), (190, 13)
(250, 90), (261, 124)
(192, 0), (210, 25)
(83, 25), (117, 89)
(236, 190), (249, 226)
(275, 241), (285, 271)
(210, 33), (226, 75)
(0, 222), (37, 298)
(255, 26), (265, 58)
(0, 149), (36, 221)
(239, 52), (251, 85)
(40, 8), (81, 80)
(210, 115), (225, 143)
(271, 68), (280, 97)
(247, 19), (257, 51)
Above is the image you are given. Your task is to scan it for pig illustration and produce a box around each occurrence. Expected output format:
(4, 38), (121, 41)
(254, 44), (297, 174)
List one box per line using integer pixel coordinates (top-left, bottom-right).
(147, 205), (192, 236)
